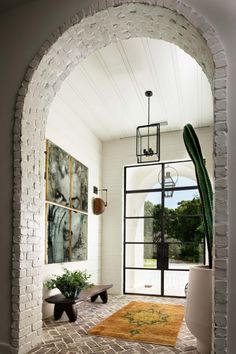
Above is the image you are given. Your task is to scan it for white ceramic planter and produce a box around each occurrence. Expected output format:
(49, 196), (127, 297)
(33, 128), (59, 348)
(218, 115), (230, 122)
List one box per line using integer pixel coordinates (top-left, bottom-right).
(185, 266), (213, 354)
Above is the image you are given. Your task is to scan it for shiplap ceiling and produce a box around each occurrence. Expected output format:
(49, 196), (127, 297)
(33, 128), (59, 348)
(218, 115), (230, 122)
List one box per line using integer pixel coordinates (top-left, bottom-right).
(55, 37), (213, 142)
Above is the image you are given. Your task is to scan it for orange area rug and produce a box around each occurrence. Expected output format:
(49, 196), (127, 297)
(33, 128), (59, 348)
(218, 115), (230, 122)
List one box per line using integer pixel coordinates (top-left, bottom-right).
(88, 301), (184, 346)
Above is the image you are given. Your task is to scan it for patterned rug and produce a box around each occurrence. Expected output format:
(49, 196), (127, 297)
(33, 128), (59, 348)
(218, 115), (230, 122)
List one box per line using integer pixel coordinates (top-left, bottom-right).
(88, 301), (184, 346)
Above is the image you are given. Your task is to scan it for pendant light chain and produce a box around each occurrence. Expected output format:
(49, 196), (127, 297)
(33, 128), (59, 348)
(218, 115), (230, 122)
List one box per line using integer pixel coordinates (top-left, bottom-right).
(147, 93), (150, 149)
(148, 93), (150, 126)
(145, 90), (153, 153)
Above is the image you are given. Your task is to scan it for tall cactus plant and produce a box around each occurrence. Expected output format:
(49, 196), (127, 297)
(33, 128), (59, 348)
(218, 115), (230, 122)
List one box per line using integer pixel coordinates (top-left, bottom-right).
(183, 124), (213, 269)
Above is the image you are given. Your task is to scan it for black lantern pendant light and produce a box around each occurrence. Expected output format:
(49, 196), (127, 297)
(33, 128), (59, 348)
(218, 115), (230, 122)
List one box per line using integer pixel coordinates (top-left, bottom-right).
(158, 165), (179, 198)
(163, 171), (175, 198)
(136, 91), (160, 163)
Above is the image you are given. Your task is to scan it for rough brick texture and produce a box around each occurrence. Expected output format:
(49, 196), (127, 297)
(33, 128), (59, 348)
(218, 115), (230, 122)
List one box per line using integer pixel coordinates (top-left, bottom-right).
(12, 1), (228, 353)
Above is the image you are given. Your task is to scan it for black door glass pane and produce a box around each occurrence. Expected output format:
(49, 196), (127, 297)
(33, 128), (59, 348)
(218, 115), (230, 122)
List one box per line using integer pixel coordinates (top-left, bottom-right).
(125, 269), (161, 295)
(125, 244), (157, 268)
(164, 271), (189, 296)
(126, 164), (162, 191)
(168, 242), (204, 269)
(163, 161), (197, 189)
(125, 218), (162, 243)
(126, 192), (161, 217)
(164, 189), (200, 210)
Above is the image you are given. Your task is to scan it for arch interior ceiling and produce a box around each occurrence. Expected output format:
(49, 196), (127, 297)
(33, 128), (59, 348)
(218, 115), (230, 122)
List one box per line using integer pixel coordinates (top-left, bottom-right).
(50, 37), (213, 142)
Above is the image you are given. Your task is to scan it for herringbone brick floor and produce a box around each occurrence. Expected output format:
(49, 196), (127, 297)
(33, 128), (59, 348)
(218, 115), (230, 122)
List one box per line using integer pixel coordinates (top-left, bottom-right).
(28, 295), (197, 354)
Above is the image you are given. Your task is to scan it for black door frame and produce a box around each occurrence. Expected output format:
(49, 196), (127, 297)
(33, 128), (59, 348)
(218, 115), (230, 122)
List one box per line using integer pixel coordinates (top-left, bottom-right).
(123, 159), (205, 298)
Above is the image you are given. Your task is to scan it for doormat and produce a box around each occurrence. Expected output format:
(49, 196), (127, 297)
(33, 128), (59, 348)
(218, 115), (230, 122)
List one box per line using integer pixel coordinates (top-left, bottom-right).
(88, 301), (184, 346)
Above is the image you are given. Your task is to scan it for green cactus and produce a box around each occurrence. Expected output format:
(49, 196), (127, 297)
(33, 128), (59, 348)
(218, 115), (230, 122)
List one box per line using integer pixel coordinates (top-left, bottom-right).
(183, 124), (213, 269)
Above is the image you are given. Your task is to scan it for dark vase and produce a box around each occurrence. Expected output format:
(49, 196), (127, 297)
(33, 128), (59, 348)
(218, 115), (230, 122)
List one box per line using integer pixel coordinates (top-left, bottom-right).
(57, 285), (81, 299)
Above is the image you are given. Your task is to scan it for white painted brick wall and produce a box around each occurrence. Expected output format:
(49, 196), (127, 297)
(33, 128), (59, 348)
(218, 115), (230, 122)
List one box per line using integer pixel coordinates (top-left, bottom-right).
(12, 1), (228, 353)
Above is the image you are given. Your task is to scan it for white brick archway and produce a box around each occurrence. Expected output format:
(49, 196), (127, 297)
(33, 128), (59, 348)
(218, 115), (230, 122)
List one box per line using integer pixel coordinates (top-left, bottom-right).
(13, 1), (228, 353)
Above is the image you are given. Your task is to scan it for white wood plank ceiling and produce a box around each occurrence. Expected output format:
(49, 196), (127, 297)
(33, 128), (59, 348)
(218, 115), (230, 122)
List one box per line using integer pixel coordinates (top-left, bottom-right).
(54, 38), (213, 141)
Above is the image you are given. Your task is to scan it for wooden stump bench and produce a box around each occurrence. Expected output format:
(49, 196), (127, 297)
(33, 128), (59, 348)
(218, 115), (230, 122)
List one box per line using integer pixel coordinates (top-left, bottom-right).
(45, 284), (113, 322)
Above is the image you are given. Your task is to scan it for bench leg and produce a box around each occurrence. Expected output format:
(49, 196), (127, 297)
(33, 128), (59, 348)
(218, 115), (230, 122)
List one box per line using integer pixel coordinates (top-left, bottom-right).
(91, 294), (99, 302)
(54, 303), (65, 320)
(64, 304), (77, 322)
(100, 290), (108, 304)
(54, 303), (77, 322)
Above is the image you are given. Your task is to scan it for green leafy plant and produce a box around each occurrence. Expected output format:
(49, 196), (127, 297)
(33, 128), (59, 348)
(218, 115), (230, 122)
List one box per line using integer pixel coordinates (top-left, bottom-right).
(183, 123), (213, 268)
(45, 268), (93, 299)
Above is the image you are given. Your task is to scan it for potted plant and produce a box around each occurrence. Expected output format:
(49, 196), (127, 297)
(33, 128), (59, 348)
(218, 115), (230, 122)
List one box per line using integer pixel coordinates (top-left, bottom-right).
(183, 123), (213, 354)
(45, 268), (93, 299)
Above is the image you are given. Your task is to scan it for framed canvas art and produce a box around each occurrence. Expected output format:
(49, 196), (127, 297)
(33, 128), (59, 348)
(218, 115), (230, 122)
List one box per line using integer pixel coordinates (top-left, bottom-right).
(47, 142), (70, 207)
(45, 140), (88, 263)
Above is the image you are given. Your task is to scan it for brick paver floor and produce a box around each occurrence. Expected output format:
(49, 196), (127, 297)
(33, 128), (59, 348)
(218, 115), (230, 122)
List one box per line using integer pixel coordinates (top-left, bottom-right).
(29, 294), (197, 354)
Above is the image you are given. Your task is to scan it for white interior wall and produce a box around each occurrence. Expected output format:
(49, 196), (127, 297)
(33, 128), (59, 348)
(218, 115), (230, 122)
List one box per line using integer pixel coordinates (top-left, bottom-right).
(43, 95), (103, 318)
(101, 126), (213, 294)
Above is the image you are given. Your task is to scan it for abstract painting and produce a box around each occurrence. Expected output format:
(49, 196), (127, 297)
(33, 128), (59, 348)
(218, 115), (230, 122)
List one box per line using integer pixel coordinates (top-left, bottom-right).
(45, 140), (88, 264)
(47, 204), (70, 263)
(71, 158), (88, 212)
(70, 211), (87, 261)
(46, 140), (88, 212)
(47, 141), (70, 207)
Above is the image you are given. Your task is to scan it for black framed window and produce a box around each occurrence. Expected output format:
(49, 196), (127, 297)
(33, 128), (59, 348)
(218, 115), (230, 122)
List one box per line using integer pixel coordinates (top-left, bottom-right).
(123, 160), (205, 298)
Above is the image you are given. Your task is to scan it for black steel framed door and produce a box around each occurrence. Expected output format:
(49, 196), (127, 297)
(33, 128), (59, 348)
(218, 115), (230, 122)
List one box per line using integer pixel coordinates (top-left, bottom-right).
(123, 160), (205, 297)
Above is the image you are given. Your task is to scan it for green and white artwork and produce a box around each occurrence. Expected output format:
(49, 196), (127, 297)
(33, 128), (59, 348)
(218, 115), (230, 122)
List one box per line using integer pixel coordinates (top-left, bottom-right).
(47, 204), (70, 263)
(71, 158), (88, 212)
(46, 140), (88, 264)
(71, 211), (88, 261)
(46, 140), (88, 212)
(47, 142), (70, 207)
